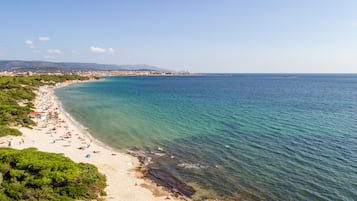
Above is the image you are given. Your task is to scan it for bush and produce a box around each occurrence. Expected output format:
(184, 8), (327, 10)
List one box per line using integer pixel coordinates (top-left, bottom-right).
(0, 148), (106, 201)
(0, 75), (89, 136)
(0, 126), (22, 137)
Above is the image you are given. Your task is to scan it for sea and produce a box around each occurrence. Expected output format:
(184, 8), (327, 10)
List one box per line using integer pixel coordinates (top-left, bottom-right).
(55, 74), (357, 201)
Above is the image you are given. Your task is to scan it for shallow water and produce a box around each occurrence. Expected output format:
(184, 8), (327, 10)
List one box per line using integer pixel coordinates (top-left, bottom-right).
(55, 74), (357, 200)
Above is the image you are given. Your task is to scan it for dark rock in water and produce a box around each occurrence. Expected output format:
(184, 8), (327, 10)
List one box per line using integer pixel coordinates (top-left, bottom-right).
(127, 147), (195, 197)
(126, 147), (143, 156)
(147, 168), (195, 198)
(127, 147), (152, 166)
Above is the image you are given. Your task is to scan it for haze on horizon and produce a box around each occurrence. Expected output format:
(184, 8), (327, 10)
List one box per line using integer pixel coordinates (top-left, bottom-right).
(1, 0), (357, 73)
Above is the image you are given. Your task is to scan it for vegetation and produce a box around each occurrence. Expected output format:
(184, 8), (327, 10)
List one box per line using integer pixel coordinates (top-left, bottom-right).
(0, 75), (89, 134)
(0, 60), (164, 72)
(0, 148), (106, 201)
(0, 126), (21, 137)
(0, 75), (107, 200)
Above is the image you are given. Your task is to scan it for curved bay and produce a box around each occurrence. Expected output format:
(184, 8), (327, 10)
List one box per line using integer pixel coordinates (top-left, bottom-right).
(56, 74), (357, 200)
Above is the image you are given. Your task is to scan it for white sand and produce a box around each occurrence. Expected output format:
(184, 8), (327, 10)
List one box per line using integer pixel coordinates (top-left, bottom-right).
(0, 81), (185, 201)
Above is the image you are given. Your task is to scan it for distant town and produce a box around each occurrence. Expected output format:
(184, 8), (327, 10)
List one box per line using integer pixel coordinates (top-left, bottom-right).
(0, 70), (194, 77)
(0, 60), (194, 77)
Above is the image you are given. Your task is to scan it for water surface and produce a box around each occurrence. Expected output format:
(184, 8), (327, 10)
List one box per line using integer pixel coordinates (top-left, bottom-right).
(55, 74), (357, 200)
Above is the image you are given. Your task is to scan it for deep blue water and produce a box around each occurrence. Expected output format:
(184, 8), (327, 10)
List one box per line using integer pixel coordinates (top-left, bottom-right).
(55, 74), (357, 200)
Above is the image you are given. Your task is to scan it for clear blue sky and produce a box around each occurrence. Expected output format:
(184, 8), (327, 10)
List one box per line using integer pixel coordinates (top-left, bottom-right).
(1, 0), (357, 73)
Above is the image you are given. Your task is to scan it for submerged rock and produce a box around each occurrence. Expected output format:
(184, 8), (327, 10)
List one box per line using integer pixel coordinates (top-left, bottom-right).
(128, 147), (195, 198)
(127, 147), (152, 166)
(177, 162), (208, 169)
(147, 168), (196, 198)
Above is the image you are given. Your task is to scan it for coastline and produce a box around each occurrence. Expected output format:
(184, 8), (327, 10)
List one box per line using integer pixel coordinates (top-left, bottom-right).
(0, 80), (185, 201)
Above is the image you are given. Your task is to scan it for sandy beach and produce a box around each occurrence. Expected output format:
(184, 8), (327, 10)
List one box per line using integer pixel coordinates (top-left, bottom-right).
(0, 81), (184, 201)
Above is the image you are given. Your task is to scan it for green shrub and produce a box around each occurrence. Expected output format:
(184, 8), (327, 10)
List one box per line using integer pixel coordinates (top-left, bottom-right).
(0, 148), (106, 201)
(0, 126), (22, 137)
(0, 75), (89, 136)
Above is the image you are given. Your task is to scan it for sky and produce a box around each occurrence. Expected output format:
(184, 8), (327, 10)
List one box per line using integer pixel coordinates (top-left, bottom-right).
(1, 0), (357, 73)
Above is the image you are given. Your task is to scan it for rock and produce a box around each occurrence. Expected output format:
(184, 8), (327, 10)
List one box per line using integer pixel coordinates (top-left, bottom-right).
(147, 168), (195, 198)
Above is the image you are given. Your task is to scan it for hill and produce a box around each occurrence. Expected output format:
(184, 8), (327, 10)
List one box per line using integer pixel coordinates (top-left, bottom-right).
(0, 60), (167, 72)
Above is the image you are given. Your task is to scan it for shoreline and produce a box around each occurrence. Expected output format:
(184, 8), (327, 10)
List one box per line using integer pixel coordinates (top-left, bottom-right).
(0, 80), (186, 201)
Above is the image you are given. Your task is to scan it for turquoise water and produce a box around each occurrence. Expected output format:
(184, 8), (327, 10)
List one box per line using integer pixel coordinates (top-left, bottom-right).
(55, 75), (357, 200)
